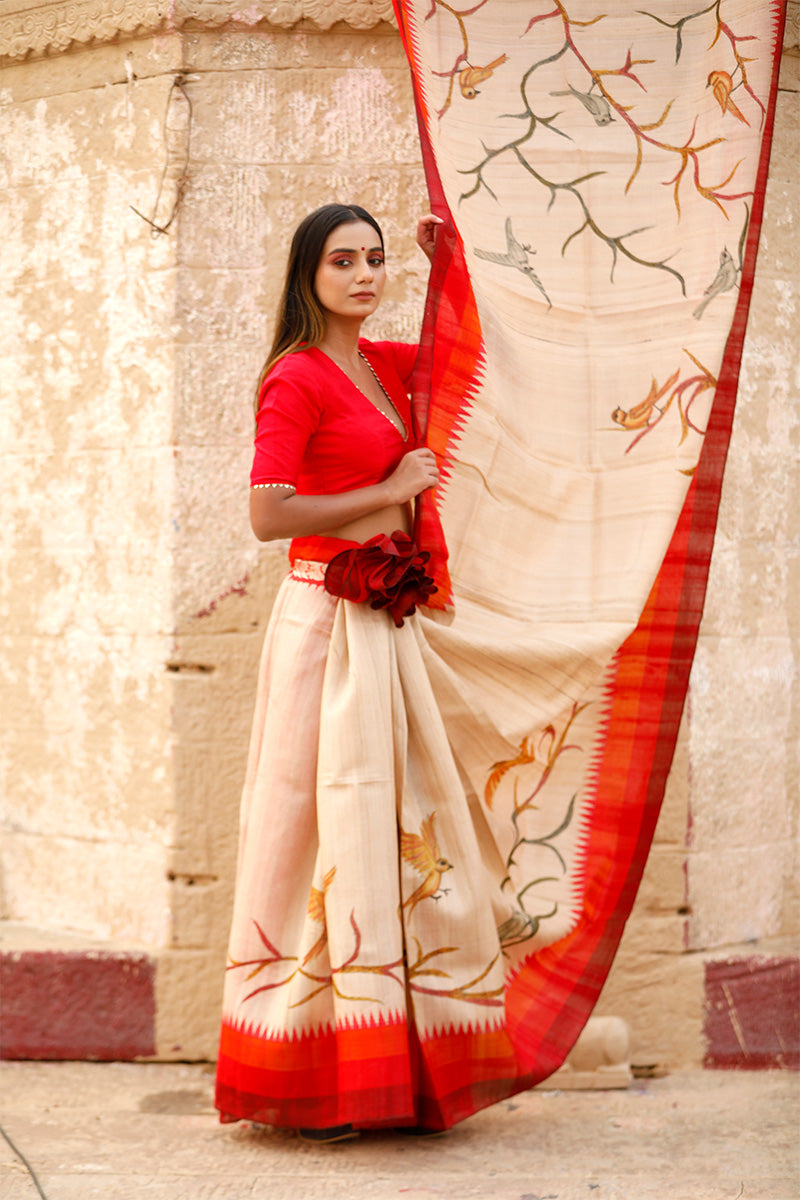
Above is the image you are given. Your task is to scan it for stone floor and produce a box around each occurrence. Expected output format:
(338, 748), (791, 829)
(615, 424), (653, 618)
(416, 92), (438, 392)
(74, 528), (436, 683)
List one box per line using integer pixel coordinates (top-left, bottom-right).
(0, 1062), (798, 1200)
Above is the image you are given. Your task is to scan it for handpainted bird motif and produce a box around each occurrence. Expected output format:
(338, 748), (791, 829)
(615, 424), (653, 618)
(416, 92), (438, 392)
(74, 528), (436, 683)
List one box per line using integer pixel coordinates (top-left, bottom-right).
(301, 866), (336, 966)
(484, 737), (538, 810)
(474, 218), (552, 307)
(550, 83), (614, 126)
(707, 70), (749, 125)
(400, 813), (453, 921)
(497, 902), (557, 949)
(693, 247), (738, 319)
(458, 53), (507, 99)
(612, 368), (680, 431)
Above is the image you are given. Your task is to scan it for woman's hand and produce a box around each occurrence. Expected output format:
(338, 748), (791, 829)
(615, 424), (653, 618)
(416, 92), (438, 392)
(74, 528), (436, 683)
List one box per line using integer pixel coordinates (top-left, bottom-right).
(384, 448), (440, 505)
(416, 214), (444, 263)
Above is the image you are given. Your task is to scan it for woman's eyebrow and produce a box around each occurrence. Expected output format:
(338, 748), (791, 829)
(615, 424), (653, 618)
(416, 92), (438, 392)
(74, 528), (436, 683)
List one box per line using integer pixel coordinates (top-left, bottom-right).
(326, 245), (384, 255)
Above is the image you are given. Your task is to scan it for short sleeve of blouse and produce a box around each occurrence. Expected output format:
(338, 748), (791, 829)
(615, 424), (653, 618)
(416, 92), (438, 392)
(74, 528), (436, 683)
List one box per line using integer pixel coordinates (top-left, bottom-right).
(250, 358), (323, 487)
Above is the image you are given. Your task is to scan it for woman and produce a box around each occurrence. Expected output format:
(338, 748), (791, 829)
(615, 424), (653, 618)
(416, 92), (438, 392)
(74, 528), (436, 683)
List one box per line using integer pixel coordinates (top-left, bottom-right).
(215, 203), (480, 1141)
(216, 204), (608, 1141)
(245, 204), (441, 554)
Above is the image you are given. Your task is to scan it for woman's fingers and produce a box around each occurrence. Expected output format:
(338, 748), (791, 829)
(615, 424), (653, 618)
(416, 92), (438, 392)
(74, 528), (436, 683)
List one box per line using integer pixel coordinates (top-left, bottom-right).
(421, 450), (439, 485)
(388, 449), (439, 502)
(416, 214), (444, 261)
(408, 448), (439, 492)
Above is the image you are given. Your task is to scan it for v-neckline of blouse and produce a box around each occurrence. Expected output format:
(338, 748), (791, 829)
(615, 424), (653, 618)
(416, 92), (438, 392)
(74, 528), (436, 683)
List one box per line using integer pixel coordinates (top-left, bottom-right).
(316, 347), (408, 443)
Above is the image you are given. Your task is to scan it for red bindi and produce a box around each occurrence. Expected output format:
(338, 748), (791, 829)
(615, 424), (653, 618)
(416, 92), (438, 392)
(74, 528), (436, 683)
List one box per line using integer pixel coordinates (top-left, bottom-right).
(361, 246), (365, 250)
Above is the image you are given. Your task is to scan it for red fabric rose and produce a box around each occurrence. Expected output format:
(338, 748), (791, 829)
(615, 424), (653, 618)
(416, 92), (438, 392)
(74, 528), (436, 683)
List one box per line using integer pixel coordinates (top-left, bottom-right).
(324, 531), (437, 627)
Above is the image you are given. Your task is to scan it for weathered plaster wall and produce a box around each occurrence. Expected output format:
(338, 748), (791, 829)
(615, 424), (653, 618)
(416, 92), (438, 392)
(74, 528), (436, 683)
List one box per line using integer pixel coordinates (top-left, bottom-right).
(0, 38), (186, 946)
(0, 11), (431, 1058)
(1, 3), (797, 1066)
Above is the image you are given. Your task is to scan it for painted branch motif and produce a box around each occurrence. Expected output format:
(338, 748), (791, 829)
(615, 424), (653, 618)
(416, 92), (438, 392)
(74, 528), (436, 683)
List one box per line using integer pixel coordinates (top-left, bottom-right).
(484, 701), (588, 949)
(641, 0), (767, 129)
(228, 812), (503, 1011)
(228, 908), (504, 1009)
(426, 0), (763, 305)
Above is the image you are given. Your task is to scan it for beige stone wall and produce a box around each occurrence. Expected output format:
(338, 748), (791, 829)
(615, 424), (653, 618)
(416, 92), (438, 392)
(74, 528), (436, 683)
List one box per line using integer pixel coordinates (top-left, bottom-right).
(1, 37), (184, 946)
(0, 11), (430, 1057)
(1, 4), (797, 1063)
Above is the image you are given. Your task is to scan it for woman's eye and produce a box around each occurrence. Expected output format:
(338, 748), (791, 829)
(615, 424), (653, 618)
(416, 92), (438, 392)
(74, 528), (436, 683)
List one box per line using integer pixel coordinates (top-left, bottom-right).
(333, 258), (352, 268)
(370, 257), (385, 267)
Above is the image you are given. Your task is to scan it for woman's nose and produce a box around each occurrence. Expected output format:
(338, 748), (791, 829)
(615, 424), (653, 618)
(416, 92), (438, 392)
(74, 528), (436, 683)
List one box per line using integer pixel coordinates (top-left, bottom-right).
(355, 255), (373, 281)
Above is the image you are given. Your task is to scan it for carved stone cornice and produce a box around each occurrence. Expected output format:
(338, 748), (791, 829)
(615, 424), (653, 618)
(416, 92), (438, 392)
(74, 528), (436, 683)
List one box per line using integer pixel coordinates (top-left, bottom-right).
(0, 0), (396, 61)
(2, 0), (795, 65)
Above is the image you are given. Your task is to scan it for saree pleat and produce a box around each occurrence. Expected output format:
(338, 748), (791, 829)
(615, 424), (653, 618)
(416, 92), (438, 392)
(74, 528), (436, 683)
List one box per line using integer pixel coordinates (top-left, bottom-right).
(217, 2), (785, 1130)
(218, 570), (521, 1128)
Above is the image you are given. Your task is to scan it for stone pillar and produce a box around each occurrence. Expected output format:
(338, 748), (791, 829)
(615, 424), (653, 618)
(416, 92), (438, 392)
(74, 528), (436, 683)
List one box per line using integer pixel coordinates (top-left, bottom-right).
(0, 0), (428, 1060)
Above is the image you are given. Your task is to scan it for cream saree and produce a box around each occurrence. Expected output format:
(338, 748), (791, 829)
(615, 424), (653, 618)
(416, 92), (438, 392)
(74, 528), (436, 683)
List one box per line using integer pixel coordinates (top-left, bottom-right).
(215, 1), (785, 1130)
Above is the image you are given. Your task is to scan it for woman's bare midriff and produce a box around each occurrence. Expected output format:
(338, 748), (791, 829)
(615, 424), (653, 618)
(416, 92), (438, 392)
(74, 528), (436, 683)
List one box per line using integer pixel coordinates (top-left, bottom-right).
(325, 501), (412, 543)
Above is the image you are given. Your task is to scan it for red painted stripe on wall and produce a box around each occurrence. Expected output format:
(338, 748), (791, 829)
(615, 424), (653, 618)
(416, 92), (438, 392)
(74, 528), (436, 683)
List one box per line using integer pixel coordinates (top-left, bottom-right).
(0, 950), (156, 1060)
(704, 957), (800, 1071)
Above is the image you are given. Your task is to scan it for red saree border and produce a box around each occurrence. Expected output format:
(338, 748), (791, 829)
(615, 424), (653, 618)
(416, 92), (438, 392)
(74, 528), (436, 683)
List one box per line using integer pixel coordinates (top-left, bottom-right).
(216, 1013), (414, 1127)
(216, 1012), (525, 1129)
(402, 3), (486, 609)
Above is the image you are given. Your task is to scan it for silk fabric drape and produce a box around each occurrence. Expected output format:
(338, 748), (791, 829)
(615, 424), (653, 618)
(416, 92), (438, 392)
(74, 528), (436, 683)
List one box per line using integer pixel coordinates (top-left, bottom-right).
(216, 2), (785, 1130)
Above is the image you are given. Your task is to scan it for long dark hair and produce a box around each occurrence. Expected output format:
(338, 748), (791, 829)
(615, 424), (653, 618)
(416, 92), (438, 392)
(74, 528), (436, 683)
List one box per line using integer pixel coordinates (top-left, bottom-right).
(254, 204), (384, 412)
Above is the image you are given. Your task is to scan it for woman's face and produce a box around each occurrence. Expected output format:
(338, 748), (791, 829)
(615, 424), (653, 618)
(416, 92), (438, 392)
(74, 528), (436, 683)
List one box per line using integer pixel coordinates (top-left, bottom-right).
(313, 220), (386, 322)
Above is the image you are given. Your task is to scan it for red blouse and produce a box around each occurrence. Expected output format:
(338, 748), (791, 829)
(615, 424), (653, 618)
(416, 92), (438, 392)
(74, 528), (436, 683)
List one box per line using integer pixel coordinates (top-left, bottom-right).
(251, 339), (419, 563)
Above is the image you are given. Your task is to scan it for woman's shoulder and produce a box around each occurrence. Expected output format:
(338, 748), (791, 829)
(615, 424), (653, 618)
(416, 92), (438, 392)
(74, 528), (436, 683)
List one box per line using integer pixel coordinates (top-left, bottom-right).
(260, 347), (329, 399)
(264, 346), (324, 384)
(257, 348), (328, 423)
